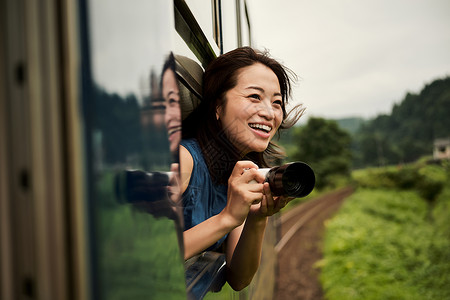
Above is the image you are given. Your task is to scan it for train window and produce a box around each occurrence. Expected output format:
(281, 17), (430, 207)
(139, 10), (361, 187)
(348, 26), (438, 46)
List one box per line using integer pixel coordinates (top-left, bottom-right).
(174, 0), (219, 68)
(239, 0), (252, 47)
(212, 0), (223, 52)
(83, 1), (186, 299)
(184, 0), (214, 45)
(182, 0), (223, 53)
(220, 0), (239, 53)
(221, 0), (252, 53)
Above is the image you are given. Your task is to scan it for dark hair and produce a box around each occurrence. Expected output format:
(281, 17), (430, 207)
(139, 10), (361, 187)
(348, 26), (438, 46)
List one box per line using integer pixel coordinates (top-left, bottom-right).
(183, 47), (304, 183)
(160, 52), (176, 90)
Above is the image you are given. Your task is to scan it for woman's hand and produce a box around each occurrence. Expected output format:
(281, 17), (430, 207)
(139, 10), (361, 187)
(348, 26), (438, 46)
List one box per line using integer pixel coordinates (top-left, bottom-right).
(221, 161), (266, 228)
(249, 182), (294, 218)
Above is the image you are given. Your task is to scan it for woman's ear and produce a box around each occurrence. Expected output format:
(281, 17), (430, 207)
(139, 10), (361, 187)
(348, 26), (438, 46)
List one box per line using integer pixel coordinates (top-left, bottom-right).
(215, 105), (222, 121)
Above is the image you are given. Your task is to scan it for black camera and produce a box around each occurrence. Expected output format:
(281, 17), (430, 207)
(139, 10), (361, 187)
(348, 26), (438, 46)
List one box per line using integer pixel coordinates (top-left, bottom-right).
(115, 170), (172, 204)
(259, 162), (315, 198)
(114, 170), (178, 219)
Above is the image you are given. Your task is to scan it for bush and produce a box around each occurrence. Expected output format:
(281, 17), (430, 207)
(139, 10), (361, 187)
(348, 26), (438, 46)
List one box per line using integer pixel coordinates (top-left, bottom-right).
(352, 163), (446, 202)
(416, 165), (446, 202)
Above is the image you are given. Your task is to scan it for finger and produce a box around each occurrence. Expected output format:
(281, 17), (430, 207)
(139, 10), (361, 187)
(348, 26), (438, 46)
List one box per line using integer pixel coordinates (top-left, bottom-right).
(259, 188), (268, 213)
(170, 163), (179, 173)
(246, 190), (264, 205)
(263, 182), (275, 210)
(247, 182), (264, 193)
(241, 168), (265, 184)
(231, 160), (259, 177)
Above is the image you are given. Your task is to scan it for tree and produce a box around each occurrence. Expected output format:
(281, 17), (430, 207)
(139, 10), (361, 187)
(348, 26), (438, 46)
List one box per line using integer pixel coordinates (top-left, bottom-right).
(353, 76), (450, 167)
(291, 117), (352, 189)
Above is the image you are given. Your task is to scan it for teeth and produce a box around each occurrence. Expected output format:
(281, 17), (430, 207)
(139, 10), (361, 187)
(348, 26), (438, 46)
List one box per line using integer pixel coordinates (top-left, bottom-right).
(168, 126), (182, 135)
(249, 123), (272, 133)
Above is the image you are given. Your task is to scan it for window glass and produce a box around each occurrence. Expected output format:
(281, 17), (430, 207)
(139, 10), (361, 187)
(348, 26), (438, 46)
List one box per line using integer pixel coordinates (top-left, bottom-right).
(221, 0), (238, 53)
(174, 29), (203, 67)
(84, 1), (185, 298)
(184, 0), (214, 43)
(240, 0), (251, 46)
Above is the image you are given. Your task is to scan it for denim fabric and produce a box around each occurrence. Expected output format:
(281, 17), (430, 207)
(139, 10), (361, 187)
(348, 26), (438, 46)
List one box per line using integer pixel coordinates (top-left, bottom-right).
(181, 139), (228, 251)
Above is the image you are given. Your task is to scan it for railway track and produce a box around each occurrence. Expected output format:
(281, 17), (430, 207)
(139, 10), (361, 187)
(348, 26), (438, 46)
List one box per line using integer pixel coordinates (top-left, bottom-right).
(276, 187), (354, 253)
(274, 187), (354, 300)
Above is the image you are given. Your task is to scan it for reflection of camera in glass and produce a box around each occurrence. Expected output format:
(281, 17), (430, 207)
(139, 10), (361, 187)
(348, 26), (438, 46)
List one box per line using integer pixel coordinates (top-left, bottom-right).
(115, 170), (172, 204)
(114, 170), (178, 219)
(258, 162), (315, 198)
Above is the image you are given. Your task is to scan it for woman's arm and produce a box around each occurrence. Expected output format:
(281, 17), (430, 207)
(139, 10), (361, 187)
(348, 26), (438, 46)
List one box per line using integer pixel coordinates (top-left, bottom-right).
(180, 148), (266, 260)
(183, 212), (238, 260)
(180, 146), (233, 259)
(225, 213), (267, 291)
(225, 182), (290, 291)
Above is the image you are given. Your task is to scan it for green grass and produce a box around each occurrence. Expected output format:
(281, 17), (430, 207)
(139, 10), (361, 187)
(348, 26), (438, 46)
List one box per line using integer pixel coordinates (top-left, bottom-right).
(95, 171), (187, 300)
(319, 170), (450, 300)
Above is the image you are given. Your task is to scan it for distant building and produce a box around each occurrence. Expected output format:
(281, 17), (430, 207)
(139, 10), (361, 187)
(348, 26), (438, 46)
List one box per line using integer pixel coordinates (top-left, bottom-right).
(433, 138), (450, 160)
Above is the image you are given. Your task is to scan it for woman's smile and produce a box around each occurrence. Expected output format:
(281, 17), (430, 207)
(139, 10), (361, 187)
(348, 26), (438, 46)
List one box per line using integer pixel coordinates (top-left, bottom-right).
(248, 122), (273, 138)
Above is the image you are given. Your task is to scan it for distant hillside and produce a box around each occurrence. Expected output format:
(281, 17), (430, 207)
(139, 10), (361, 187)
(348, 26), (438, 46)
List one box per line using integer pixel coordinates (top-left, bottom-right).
(334, 117), (366, 135)
(353, 76), (450, 168)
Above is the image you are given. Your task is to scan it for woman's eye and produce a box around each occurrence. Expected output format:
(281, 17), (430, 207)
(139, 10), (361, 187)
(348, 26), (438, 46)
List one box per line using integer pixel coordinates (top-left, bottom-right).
(167, 97), (179, 106)
(273, 100), (283, 107)
(249, 94), (261, 100)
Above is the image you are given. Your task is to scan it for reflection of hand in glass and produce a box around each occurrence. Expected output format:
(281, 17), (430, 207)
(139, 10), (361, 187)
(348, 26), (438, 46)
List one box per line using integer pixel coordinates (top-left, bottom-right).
(168, 163), (181, 205)
(161, 54), (182, 159)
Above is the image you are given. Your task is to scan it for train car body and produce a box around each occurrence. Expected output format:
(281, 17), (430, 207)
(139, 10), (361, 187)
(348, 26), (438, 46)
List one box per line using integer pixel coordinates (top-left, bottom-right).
(0, 1), (278, 299)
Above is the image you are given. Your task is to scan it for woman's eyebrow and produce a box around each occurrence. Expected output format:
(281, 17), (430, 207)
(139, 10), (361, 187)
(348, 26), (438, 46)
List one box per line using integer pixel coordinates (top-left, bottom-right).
(165, 90), (178, 98)
(246, 86), (264, 93)
(246, 86), (282, 97)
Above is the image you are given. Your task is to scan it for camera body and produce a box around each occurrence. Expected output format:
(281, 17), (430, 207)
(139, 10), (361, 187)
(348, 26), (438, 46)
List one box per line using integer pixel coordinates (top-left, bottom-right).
(256, 162), (315, 198)
(115, 170), (173, 204)
(114, 170), (181, 219)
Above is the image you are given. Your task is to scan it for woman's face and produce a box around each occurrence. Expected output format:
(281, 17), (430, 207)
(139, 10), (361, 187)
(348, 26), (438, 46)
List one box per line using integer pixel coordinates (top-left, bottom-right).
(162, 68), (182, 155)
(217, 63), (283, 155)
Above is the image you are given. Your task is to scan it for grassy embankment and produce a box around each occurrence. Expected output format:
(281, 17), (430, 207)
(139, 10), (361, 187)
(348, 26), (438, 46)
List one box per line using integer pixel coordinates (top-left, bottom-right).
(319, 161), (450, 299)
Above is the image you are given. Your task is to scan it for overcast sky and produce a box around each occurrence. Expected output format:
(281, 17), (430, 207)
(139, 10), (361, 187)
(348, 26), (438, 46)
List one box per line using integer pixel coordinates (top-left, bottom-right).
(246, 0), (450, 120)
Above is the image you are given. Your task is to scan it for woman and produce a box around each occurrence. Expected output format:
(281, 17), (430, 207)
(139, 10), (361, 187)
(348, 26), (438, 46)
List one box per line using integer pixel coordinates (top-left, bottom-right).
(180, 47), (304, 290)
(161, 53), (182, 162)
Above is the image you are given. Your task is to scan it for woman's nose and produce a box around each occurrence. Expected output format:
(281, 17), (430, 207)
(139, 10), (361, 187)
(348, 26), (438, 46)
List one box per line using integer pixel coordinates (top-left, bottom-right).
(257, 102), (275, 120)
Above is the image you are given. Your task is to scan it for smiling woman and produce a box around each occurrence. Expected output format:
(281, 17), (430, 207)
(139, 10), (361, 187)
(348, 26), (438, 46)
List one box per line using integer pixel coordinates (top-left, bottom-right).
(179, 47), (305, 291)
(217, 63), (284, 154)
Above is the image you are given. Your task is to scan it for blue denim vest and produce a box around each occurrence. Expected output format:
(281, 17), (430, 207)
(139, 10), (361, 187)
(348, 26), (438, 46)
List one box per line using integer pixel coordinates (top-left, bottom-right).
(181, 139), (228, 251)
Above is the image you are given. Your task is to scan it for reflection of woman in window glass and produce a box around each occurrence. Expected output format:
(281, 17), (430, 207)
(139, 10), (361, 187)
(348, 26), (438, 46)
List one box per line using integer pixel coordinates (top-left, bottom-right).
(180, 47), (304, 290)
(161, 53), (182, 163)
(160, 53), (183, 214)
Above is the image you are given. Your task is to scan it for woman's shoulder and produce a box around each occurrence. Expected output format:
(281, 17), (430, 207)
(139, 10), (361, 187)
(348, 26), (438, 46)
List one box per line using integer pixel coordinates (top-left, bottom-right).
(180, 138), (200, 153)
(180, 139), (207, 165)
(180, 143), (194, 194)
(180, 139), (212, 193)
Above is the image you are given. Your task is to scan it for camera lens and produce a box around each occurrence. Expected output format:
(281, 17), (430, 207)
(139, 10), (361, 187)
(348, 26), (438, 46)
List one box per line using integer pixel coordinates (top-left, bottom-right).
(282, 169), (304, 195)
(266, 162), (315, 198)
